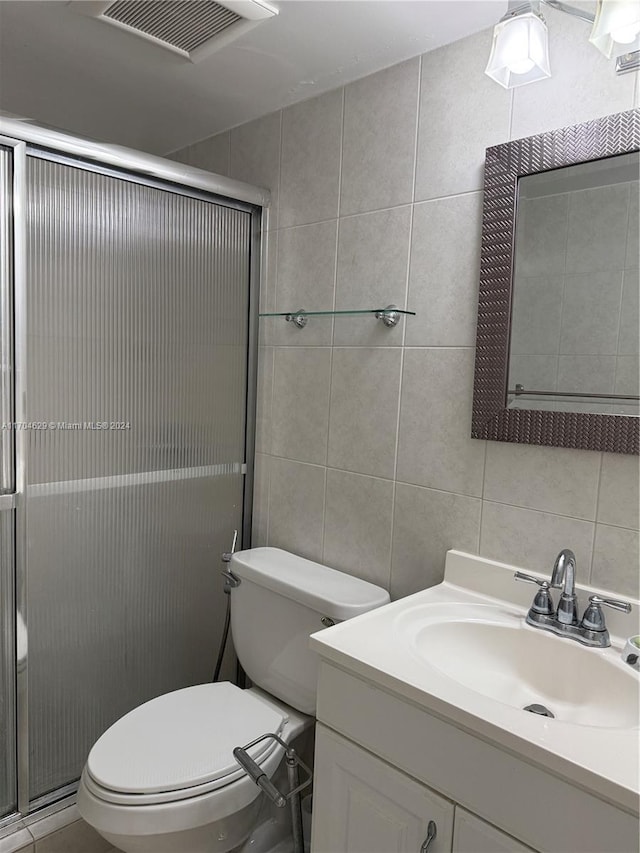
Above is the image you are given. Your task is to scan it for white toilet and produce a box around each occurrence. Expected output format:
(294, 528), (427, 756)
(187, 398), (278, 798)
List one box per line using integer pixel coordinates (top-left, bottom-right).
(77, 547), (390, 853)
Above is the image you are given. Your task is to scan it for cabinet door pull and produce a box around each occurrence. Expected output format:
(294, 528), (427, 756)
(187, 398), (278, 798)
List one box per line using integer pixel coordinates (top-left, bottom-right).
(420, 820), (437, 852)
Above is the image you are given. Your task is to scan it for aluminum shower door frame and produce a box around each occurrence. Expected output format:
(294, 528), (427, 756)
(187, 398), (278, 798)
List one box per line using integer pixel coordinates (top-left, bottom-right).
(0, 118), (267, 819)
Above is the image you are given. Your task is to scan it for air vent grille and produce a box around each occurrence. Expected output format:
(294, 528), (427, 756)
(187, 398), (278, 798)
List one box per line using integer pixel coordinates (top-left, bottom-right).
(104, 0), (243, 53)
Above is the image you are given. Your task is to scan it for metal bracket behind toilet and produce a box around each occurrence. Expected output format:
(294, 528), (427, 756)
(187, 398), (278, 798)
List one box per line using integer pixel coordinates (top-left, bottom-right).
(233, 732), (312, 853)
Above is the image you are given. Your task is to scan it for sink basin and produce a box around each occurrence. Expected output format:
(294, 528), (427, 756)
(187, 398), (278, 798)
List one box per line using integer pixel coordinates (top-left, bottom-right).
(402, 602), (639, 730)
(310, 550), (640, 812)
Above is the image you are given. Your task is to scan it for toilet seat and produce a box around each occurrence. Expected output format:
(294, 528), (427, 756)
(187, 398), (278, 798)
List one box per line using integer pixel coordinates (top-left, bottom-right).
(86, 682), (286, 806)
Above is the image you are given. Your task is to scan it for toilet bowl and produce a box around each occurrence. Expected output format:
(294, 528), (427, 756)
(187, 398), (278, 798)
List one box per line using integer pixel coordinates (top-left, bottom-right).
(78, 683), (310, 853)
(78, 547), (390, 852)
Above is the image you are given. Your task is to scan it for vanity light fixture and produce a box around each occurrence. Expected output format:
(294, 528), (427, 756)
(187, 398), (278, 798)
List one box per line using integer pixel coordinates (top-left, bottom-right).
(485, 0), (640, 88)
(485, 1), (551, 88)
(589, 0), (640, 57)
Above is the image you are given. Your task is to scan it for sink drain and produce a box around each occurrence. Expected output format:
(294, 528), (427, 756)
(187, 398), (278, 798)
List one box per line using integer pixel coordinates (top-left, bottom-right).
(523, 703), (555, 718)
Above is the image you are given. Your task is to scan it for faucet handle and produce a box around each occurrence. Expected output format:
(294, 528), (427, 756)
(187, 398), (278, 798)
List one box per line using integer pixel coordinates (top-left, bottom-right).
(514, 572), (554, 616)
(514, 571), (549, 587)
(581, 595), (632, 632)
(588, 595), (632, 613)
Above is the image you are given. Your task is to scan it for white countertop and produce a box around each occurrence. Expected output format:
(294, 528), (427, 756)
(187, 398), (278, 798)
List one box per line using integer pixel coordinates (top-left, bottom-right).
(310, 551), (640, 816)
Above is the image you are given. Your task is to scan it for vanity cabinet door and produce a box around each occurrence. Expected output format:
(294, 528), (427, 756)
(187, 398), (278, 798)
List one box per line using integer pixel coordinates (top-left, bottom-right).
(453, 808), (536, 853)
(311, 724), (454, 853)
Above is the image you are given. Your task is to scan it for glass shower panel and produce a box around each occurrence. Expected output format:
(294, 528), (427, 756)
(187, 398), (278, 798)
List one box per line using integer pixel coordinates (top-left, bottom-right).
(25, 156), (251, 799)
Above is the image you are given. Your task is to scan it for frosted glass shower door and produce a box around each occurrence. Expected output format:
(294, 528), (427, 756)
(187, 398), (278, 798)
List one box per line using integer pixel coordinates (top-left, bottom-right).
(24, 155), (253, 800)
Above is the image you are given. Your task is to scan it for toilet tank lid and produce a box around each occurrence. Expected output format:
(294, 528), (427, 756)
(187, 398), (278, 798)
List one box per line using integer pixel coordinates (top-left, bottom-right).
(230, 548), (390, 620)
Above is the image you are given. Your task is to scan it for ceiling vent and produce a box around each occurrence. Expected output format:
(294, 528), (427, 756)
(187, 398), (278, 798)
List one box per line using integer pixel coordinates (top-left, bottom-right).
(70, 0), (278, 61)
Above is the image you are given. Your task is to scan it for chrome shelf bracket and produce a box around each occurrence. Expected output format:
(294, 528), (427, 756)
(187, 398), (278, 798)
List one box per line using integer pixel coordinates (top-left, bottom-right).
(285, 309), (308, 329)
(374, 305), (402, 327)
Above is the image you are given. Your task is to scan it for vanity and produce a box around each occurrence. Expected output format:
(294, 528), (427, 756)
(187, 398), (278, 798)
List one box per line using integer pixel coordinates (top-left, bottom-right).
(308, 551), (639, 853)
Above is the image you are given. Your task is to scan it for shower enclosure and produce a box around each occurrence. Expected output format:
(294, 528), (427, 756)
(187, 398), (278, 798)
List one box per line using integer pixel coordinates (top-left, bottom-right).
(0, 119), (265, 823)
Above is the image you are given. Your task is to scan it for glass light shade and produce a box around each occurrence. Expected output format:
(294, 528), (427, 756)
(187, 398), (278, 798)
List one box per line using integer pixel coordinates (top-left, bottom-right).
(485, 12), (551, 88)
(589, 0), (640, 57)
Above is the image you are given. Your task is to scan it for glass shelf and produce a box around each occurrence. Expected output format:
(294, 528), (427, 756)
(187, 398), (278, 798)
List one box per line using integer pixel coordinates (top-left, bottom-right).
(258, 306), (416, 328)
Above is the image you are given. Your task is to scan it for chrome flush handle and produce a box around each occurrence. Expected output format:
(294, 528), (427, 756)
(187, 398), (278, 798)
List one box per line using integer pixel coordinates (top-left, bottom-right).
(420, 820), (437, 852)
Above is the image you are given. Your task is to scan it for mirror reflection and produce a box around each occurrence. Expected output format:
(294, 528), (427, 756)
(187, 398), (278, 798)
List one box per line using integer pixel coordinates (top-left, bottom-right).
(507, 152), (639, 417)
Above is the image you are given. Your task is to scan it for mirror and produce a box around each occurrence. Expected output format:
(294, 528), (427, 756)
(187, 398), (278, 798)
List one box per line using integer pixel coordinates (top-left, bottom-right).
(508, 152), (638, 418)
(472, 108), (639, 455)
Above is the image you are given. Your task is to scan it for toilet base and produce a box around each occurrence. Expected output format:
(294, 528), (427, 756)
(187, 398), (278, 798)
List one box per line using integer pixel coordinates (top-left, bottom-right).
(100, 797), (262, 853)
(99, 781), (297, 853)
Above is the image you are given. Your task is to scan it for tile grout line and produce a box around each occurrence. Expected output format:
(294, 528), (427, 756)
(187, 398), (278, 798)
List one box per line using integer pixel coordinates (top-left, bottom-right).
(265, 232), (277, 449)
(267, 344), (477, 351)
(387, 53), (424, 595)
(263, 346), (275, 547)
(477, 439), (489, 557)
(321, 85), (345, 561)
(388, 345), (404, 595)
(410, 52), (421, 207)
(273, 109), (284, 313)
(320, 463), (328, 564)
(272, 191), (483, 232)
(480, 495), (601, 525)
(265, 455), (478, 502)
(264, 109), (285, 545)
(590, 451), (605, 584)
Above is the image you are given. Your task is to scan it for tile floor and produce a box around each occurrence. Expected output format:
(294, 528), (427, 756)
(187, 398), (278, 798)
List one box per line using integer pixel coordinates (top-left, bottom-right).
(0, 807), (116, 853)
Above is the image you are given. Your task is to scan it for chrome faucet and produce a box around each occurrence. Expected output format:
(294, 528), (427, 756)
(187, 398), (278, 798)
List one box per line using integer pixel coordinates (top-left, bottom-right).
(515, 549), (632, 648)
(550, 548), (578, 625)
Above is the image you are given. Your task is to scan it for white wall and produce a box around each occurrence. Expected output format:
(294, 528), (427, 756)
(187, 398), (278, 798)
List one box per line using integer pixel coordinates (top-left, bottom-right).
(173, 7), (639, 599)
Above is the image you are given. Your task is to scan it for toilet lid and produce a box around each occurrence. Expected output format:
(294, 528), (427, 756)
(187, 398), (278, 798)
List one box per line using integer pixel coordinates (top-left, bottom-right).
(87, 682), (286, 795)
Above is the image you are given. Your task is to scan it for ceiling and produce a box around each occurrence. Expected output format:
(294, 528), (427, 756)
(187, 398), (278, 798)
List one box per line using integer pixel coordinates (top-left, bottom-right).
(0, 0), (507, 155)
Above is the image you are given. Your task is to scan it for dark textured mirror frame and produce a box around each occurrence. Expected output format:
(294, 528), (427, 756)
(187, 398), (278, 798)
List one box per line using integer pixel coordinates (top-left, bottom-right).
(472, 108), (640, 455)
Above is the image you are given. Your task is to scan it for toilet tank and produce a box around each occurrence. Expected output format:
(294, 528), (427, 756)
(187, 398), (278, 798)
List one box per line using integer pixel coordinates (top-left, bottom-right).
(229, 548), (390, 715)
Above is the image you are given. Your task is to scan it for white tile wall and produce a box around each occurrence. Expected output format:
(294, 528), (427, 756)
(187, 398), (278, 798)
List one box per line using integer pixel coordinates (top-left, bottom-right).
(229, 111), (281, 230)
(328, 348), (402, 479)
(274, 221), (337, 347)
(340, 59), (420, 216)
(406, 193), (482, 347)
(172, 24), (640, 598)
(279, 89), (342, 228)
(267, 457), (325, 561)
(169, 131), (230, 176)
(396, 348), (486, 497)
(334, 206), (411, 347)
(271, 347), (331, 464)
(323, 470), (394, 589)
